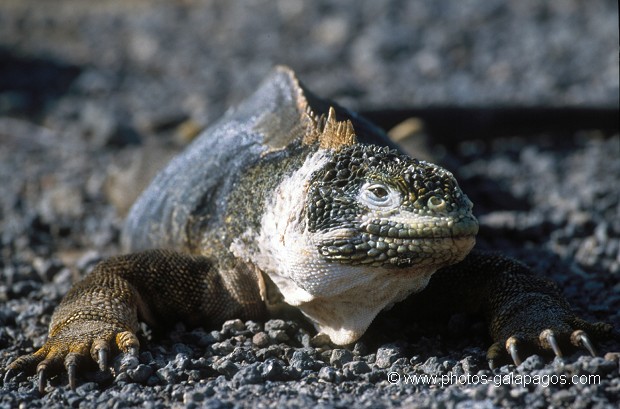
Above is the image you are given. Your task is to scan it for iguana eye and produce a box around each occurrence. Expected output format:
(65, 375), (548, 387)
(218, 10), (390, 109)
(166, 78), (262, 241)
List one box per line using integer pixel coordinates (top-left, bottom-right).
(359, 182), (401, 209)
(369, 186), (388, 199)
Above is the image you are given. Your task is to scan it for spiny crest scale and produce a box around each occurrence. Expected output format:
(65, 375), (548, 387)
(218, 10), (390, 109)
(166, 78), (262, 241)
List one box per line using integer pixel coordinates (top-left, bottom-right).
(304, 106), (357, 150)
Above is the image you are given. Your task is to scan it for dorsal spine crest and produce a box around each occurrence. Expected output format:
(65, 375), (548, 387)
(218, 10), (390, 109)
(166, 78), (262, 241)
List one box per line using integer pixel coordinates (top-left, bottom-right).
(304, 106), (356, 150)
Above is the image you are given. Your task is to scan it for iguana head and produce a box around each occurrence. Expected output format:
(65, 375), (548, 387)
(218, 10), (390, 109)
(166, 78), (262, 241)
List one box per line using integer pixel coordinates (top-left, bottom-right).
(251, 140), (478, 345)
(306, 144), (478, 269)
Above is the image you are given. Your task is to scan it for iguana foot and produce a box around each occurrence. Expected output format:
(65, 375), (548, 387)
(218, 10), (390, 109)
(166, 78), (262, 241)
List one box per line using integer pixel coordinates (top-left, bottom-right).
(486, 310), (612, 369)
(5, 322), (139, 393)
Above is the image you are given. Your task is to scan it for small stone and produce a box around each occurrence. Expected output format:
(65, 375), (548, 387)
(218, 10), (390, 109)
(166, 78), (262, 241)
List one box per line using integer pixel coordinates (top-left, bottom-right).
(375, 346), (403, 369)
(232, 362), (263, 385)
(290, 348), (321, 371)
(211, 340), (235, 355)
(155, 365), (178, 384)
(256, 344), (284, 361)
(264, 319), (290, 331)
(245, 320), (262, 334)
(343, 360), (371, 375)
(213, 359), (239, 378)
(268, 329), (289, 342)
(127, 364), (153, 384)
(261, 358), (286, 380)
(221, 319), (246, 334)
(173, 353), (190, 370)
(318, 366), (336, 382)
(330, 349), (354, 367)
(115, 353), (139, 373)
(252, 332), (270, 348)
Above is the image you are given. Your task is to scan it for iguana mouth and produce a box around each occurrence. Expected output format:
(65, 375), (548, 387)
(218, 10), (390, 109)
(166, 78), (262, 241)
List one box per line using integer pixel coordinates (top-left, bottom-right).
(317, 216), (478, 267)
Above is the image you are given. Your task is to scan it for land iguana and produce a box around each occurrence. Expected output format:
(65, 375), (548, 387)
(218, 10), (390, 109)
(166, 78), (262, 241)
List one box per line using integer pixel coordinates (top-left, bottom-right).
(4, 66), (612, 393)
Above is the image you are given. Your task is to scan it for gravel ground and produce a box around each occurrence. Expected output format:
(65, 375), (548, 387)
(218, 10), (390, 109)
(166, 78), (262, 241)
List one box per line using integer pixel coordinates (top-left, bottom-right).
(1, 0), (619, 408)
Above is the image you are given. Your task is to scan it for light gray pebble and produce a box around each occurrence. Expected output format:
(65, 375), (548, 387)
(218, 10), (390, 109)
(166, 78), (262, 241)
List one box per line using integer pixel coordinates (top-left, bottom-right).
(213, 359), (239, 378)
(173, 353), (190, 370)
(245, 320), (262, 334)
(115, 353), (139, 373)
(330, 349), (354, 367)
(264, 319), (290, 331)
(128, 364), (154, 384)
(268, 329), (290, 342)
(318, 366), (337, 382)
(375, 345), (404, 369)
(520, 355), (546, 371)
(232, 362), (263, 385)
(252, 331), (270, 347)
(221, 319), (246, 334)
(156, 365), (179, 384)
(290, 348), (322, 371)
(211, 340), (235, 355)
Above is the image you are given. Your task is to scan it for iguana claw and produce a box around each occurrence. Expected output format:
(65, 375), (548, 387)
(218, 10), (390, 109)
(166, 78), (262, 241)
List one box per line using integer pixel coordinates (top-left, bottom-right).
(506, 336), (522, 366)
(97, 348), (108, 372)
(92, 339), (110, 372)
(572, 329), (597, 357)
(3, 368), (17, 385)
(540, 329), (563, 358)
(486, 320), (612, 369)
(65, 352), (84, 391)
(37, 366), (46, 394)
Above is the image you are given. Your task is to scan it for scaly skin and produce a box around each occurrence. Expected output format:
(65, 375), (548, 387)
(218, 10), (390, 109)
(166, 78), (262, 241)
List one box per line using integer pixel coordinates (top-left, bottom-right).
(4, 66), (613, 393)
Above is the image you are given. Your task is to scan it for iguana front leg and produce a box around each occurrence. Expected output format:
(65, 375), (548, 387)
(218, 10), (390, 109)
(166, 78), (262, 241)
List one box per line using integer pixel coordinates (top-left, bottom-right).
(402, 250), (613, 368)
(4, 250), (265, 393)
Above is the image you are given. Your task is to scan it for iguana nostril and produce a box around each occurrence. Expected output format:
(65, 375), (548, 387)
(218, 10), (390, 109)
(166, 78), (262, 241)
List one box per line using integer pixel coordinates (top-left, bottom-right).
(427, 196), (446, 212)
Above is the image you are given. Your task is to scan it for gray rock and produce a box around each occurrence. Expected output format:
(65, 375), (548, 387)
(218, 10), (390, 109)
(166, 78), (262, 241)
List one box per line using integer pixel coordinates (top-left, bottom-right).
(343, 360), (371, 376)
(213, 359), (239, 378)
(221, 319), (246, 334)
(318, 366), (337, 382)
(290, 348), (322, 371)
(330, 349), (354, 367)
(375, 345), (404, 369)
(252, 331), (271, 348)
(128, 364), (154, 384)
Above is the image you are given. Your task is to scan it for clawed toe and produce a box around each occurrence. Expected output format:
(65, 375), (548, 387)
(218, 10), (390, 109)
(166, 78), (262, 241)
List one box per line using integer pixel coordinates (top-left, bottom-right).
(3, 368), (18, 384)
(506, 336), (522, 366)
(488, 325), (608, 370)
(571, 329), (597, 357)
(97, 348), (109, 372)
(540, 329), (563, 358)
(91, 339), (110, 372)
(64, 353), (85, 391)
(37, 365), (47, 395)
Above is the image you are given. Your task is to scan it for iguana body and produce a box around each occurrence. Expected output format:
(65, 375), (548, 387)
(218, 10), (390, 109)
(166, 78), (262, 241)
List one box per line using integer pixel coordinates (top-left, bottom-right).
(5, 67), (611, 393)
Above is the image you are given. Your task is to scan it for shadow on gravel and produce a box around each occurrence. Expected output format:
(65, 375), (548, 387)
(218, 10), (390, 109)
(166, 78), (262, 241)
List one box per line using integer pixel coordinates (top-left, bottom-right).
(0, 48), (82, 120)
